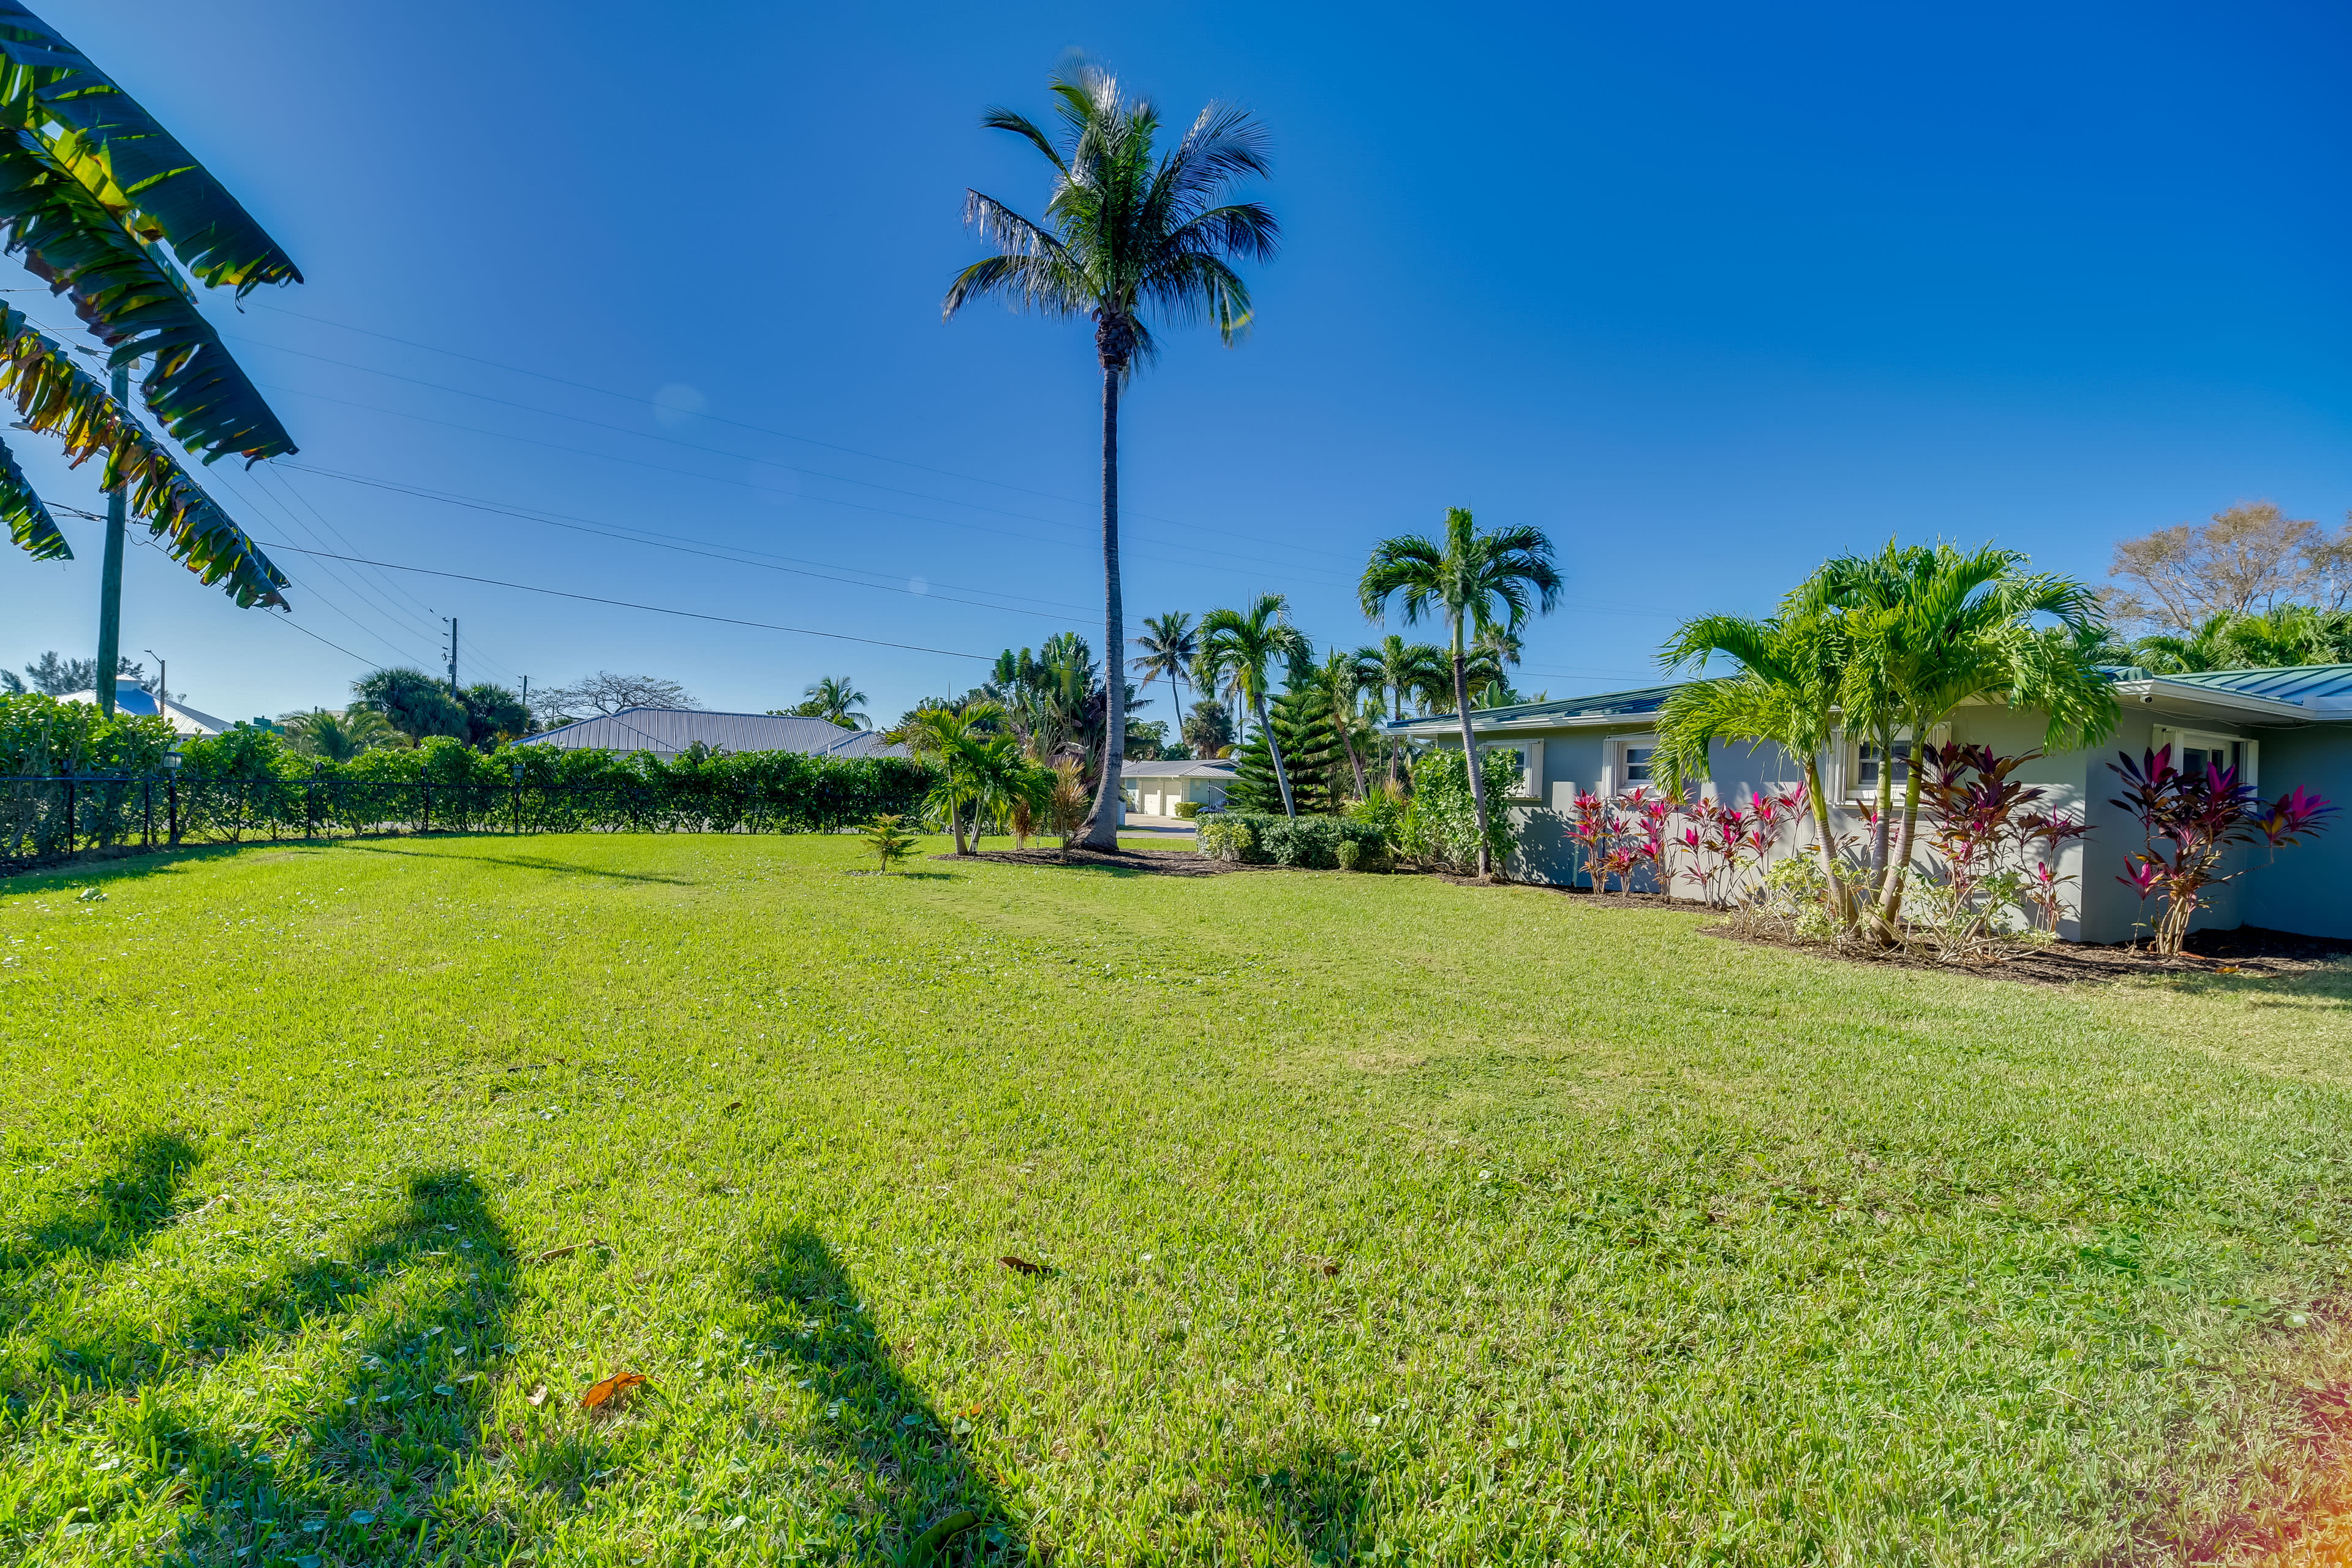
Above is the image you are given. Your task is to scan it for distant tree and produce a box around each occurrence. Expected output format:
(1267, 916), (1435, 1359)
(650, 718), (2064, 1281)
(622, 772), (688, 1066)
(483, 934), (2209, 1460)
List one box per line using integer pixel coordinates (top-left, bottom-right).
(943, 64), (1278, 848)
(18, 652), (141, 696)
(792, 676), (870, 729)
(1131, 612), (1199, 729)
(534, 671), (699, 724)
(0, 669), (20, 695)
(2130, 606), (2352, 673)
(281, 706), (397, 761)
(459, 683), (529, 749)
(1182, 699), (1234, 758)
(1123, 718), (1171, 760)
(351, 668), (467, 748)
(1360, 508), (1562, 876)
(2107, 502), (2352, 633)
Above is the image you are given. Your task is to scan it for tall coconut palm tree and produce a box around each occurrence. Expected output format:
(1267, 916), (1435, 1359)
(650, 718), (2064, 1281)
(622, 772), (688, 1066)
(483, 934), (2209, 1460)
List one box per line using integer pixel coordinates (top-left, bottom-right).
(943, 65), (1277, 847)
(1807, 541), (2116, 938)
(1360, 508), (1561, 876)
(1131, 611), (1198, 747)
(1197, 594), (1309, 816)
(0, 3), (304, 714)
(1655, 594), (1854, 924)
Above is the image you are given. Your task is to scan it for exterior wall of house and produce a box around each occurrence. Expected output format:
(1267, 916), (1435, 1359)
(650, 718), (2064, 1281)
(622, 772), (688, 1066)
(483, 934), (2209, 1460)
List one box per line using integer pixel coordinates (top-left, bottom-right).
(1435, 698), (2348, 942)
(2235, 724), (2352, 938)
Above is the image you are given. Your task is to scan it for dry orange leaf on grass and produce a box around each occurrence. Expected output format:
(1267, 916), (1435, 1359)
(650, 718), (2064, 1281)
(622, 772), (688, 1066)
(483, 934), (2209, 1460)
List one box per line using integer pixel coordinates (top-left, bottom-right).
(581, 1372), (648, 1412)
(999, 1255), (1045, 1277)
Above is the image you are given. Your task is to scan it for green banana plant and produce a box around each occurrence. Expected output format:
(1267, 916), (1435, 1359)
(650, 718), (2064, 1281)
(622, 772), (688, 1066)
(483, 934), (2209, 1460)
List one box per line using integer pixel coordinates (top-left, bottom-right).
(0, 0), (298, 603)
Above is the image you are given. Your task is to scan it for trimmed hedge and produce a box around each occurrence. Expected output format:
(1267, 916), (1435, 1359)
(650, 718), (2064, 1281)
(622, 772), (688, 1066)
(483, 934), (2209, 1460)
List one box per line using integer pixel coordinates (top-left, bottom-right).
(1196, 810), (1389, 870)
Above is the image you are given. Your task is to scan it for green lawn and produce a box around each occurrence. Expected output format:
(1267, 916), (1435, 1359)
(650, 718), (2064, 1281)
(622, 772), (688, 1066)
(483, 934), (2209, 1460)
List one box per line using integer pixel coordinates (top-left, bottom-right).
(4, 835), (2351, 1566)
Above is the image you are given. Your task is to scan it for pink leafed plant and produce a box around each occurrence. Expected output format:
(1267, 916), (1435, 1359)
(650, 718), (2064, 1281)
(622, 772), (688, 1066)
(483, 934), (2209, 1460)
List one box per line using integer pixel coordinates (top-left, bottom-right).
(2109, 747), (2336, 956)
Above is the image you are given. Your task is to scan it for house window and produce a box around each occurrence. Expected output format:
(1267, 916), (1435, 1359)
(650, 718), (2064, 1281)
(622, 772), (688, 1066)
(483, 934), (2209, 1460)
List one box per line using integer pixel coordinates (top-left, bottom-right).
(2155, 727), (2257, 786)
(1853, 740), (1910, 794)
(1481, 739), (1544, 801)
(1622, 744), (1654, 783)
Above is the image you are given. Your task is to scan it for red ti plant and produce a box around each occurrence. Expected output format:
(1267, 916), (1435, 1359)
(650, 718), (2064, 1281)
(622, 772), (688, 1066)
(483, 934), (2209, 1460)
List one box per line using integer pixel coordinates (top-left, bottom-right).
(1564, 790), (1617, 892)
(1615, 787), (1677, 895)
(2017, 809), (2092, 934)
(2108, 747), (2336, 956)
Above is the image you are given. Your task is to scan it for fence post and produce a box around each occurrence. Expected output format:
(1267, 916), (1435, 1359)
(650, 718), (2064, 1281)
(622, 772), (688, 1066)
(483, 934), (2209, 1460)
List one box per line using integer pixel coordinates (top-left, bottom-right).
(142, 778), (153, 848)
(63, 775), (74, 859)
(421, 782), (432, 835)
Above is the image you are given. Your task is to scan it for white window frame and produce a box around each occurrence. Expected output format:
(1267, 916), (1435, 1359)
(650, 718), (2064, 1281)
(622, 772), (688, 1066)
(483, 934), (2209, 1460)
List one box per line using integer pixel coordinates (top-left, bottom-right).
(1480, 738), (1544, 801)
(2153, 725), (2258, 786)
(1840, 725), (1949, 801)
(1602, 734), (1664, 796)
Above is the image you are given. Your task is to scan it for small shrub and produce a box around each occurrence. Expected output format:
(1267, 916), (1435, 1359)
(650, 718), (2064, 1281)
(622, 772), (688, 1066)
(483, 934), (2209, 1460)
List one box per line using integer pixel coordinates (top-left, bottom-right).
(1197, 811), (1385, 870)
(1336, 840), (1362, 872)
(1196, 816), (1257, 862)
(861, 813), (921, 873)
(1174, 800), (1202, 820)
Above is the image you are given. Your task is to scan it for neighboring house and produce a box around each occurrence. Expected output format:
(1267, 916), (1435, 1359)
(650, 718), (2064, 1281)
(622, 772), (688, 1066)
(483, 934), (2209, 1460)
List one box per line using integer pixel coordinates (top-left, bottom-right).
(515, 707), (909, 759)
(1387, 664), (2352, 942)
(1119, 758), (1235, 818)
(59, 687), (227, 737)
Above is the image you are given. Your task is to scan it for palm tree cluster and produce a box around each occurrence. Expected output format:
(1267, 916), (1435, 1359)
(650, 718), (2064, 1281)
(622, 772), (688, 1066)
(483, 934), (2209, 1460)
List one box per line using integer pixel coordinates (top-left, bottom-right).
(2119, 605), (2352, 674)
(1657, 541), (2117, 943)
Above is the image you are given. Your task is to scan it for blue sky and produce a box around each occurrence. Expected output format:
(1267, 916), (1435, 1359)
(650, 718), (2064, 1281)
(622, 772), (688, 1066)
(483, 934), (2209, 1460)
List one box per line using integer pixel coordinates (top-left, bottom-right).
(4, 0), (2348, 725)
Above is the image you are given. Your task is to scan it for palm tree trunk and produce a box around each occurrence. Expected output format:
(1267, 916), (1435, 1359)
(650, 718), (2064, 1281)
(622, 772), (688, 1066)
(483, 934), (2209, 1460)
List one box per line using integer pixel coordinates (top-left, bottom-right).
(1879, 741), (1928, 936)
(1801, 753), (1852, 929)
(1867, 724), (1896, 905)
(1080, 362), (1126, 849)
(1451, 624), (1493, 878)
(1338, 695), (1368, 801)
(1257, 692), (1297, 816)
(949, 786), (969, 856)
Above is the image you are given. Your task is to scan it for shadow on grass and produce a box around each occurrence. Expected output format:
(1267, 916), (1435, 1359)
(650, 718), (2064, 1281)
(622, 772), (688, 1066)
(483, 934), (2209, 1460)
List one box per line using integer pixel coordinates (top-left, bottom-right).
(0, 1167), (557, 1566)
(744, 1226), (1025, 1564)
(1232, 1441), (1379, 1562)
(0, 1129), (200, 1329)
(339, 841), (703, 884)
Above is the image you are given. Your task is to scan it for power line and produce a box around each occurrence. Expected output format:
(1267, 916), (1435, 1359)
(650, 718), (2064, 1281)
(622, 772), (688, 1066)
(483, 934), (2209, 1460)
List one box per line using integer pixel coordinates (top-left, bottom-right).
(277, 463), (1091, 623)
(250, 542), (994, 662)
(246, 300), (1358, 560)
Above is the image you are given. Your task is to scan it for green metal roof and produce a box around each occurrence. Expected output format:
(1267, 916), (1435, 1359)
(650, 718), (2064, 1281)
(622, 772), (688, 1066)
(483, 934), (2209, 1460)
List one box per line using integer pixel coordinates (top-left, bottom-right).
(2109, 663), (2352, 712)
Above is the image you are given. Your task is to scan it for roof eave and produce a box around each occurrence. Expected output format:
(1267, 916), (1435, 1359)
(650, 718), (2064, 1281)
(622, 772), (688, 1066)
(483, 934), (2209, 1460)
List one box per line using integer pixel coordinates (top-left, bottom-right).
(2110, 679), (2316, 726)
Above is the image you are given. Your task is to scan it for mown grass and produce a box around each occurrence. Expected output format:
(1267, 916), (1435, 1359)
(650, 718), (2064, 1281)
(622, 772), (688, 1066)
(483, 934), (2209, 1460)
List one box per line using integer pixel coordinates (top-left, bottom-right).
(3, 833), (2352, 1566)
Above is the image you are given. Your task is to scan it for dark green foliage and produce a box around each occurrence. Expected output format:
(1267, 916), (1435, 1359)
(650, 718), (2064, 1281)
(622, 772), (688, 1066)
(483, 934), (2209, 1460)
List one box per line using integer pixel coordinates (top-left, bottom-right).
(458, 684), (528, 750)
(1123, 718), (1170, 760)
(1196, 810), (1387, 870)
(352, 668), (467, 747)
(1227, 685), (1346, 815)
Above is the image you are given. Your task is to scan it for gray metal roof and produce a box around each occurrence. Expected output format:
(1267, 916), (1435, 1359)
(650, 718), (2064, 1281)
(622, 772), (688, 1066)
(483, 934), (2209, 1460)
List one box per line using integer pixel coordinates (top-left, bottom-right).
(1119, 758), (1237, 777)
(515, 707), (909, 758)
(1389, 683), (1682, 734)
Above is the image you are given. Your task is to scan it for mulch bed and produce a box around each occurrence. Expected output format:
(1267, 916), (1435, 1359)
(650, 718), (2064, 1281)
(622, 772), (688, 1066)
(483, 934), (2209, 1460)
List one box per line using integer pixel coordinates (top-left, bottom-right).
(1708, 920), (2352, 987)
(1522, 883), (2352, 987)
(931, 846), (1244, 877)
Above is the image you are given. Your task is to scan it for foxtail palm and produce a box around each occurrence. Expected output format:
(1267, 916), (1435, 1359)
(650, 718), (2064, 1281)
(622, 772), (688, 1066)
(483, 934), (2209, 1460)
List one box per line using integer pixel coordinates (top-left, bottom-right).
(1131, 611), (1198, 747)
(1656, 598), (1853, 923)
(1316, 647), (1371, 800)
(1360, 508), (1562, 876)
(1810, 541), (2117, 938)
(1197, 594), (1309, 816)
(901, 701), (1006, 854)
(944, 65), (1277, 847)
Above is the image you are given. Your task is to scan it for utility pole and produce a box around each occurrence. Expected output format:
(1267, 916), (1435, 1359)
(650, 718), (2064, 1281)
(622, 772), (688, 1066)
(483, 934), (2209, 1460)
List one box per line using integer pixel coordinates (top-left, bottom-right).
(94, 364), (129, 717)
(145, 649), (168, 729)
(443, 616), (459, 695)
(519, 674), (530, 725)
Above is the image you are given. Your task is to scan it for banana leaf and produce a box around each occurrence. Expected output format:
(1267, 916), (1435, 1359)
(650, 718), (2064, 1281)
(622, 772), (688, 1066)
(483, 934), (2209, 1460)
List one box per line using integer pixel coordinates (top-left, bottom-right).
(0, 136), (294, 462)
(0, 2), (300, 293)
(0, 305), (285, 605)
(0, 426), (62, 558)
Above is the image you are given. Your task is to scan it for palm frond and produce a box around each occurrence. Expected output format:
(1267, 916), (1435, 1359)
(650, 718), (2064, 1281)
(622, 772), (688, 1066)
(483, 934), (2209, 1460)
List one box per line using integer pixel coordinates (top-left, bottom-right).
(0, 2), (300, 292)
(979, 105), (1066, 173)
(0, 136), (293, 461)
(0, 426), (61, 557)
(0, 304), (284, 604)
